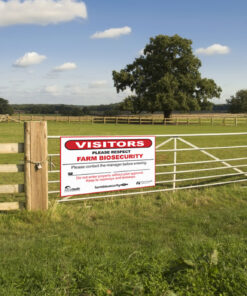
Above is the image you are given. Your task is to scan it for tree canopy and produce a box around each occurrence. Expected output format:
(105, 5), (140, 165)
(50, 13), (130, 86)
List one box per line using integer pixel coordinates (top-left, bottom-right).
(113, 34), (222, 117)
(0, 98), (13, 115)
(227, 89), (247, 113)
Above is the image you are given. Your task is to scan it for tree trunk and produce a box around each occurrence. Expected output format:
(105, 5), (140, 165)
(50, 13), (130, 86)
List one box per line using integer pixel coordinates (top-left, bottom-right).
(163, 109), (172, 118)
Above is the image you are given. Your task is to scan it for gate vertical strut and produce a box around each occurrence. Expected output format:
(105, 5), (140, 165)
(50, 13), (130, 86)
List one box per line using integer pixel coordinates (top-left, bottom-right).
(173, 137), (177, 190)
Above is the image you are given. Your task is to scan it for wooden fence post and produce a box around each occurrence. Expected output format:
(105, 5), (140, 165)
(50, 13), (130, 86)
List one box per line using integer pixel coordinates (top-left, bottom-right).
(24, 121), (48, 211)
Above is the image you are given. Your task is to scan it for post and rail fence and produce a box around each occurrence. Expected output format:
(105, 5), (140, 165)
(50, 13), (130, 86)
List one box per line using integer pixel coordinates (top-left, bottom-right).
(2, 114), (247, 126)
(1, 121), (247, 211)
(0, 121), (48, 211)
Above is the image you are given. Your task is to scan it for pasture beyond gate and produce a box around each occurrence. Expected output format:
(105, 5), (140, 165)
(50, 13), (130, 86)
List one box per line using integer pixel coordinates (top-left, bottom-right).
(1, 121), (247, 210)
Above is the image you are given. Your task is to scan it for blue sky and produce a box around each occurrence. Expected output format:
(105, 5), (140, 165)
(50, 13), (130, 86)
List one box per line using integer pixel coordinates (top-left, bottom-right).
(0, 0), (246, 105)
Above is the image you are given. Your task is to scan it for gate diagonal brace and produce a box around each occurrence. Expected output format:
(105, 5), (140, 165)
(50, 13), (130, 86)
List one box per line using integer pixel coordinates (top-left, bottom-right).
(177, 137), (247, 177)
(155, 137), (173, 149)
(60, 195), (73, 201)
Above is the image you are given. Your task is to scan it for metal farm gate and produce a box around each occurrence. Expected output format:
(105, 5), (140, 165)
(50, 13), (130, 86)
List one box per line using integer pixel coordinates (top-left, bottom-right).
(2, 123), (247, 212)
(47, 132), (247, 203)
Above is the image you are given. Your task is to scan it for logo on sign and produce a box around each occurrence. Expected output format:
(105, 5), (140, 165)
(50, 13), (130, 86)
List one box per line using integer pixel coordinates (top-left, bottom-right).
(64, 186), (80, 192)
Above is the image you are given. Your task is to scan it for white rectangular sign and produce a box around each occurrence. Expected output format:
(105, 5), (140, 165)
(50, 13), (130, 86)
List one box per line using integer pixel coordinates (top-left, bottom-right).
(60, 136), (155, 197)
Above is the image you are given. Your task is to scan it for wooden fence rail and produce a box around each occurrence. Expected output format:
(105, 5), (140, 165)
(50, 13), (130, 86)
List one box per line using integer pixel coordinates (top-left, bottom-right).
(0, 164), (24, 173)
(0, 114), (9, 122)
(6, 114), (247, 126)
(0, 143), (24, 153)
(0, 121), (48, 211)
(0, 143), (24, 211)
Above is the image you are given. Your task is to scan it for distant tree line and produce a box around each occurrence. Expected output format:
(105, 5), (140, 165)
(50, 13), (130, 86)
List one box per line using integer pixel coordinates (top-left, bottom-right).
(0, 100), (240, 116)
(10, 103), (121, 116)
(7, 102), (230, 116)
(212, 104), (228, 113)
(0, 92), (246, 117)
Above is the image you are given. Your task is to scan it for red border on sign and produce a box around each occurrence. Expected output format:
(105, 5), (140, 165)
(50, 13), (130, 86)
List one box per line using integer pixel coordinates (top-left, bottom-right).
(60, 136), (156, 198)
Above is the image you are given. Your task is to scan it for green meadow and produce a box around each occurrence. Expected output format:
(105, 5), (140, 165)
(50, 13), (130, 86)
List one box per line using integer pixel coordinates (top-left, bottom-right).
(1, 121), (247, 295)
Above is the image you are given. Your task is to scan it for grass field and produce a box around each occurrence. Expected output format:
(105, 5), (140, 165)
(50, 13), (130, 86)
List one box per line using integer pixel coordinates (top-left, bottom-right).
(1, 122), (247, 295)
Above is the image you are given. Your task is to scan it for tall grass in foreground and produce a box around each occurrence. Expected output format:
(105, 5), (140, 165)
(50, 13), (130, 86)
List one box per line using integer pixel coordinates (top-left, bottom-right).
(1, 186), (247, 295)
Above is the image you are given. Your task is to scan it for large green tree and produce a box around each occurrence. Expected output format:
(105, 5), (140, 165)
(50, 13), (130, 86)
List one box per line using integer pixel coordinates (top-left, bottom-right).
(113, 34), (222, 117)
(0, 98), (13, 115)
(227, 89), (247, 113)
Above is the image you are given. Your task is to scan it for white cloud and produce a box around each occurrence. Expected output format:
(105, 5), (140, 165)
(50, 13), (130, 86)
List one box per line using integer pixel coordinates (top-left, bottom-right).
(13, 52), (47, 67)
(65, 84), (84, 95)
(53, 62), (77, 72)
(90, 26), (131, 39)
(195, 44), (230, 55)
(0, 0), (87, 27)
(45, 85), (60, 96)
(44, 84), (84, 97)
(70, 86), (84, 95)
(89, 80), (108, 88)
